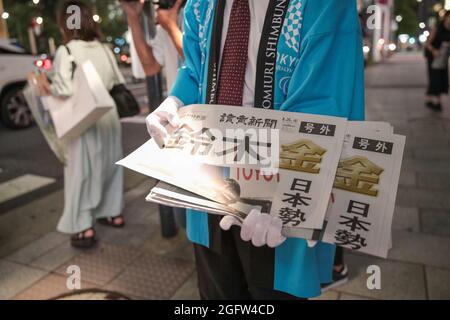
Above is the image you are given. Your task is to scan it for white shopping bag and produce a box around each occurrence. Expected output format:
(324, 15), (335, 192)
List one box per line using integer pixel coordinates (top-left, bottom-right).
(23, 83), (67, 165)
(41, 60), (114, 142)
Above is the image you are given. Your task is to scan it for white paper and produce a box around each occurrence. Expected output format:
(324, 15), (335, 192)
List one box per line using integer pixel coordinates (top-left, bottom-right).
(322, 125), (406, 258)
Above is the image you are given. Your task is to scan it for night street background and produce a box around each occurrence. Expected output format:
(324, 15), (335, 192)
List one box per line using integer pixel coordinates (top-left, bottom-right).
(1, 52), (449, 300)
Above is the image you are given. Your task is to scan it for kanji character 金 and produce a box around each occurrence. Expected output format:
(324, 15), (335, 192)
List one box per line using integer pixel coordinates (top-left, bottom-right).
(279, 139), (326, 173)
(334, 156), (384, 196)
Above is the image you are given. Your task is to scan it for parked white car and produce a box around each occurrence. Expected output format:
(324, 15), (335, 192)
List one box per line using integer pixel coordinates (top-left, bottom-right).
(0, 39), (50, 129)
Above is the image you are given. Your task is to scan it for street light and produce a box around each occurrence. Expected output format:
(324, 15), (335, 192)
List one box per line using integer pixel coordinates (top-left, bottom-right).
(93, 14), (100, 22)
(1, 11), (9, 20)
(399, 34), (409, 44)
(32, 0), (40, 4)
(36, 16), (43, 25)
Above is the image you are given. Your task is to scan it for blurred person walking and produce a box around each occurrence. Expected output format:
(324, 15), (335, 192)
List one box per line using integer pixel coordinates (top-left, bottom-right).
(424, 11), (450, 112)
(121, 0), (186, 231)
(30, 1), (126, 248)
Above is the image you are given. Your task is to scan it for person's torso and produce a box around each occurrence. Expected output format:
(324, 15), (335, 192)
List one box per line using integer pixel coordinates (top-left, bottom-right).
(195, 0), (305, 109)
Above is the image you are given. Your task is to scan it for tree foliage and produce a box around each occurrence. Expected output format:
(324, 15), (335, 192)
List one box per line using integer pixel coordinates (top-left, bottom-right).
(394, 0), (419, 35)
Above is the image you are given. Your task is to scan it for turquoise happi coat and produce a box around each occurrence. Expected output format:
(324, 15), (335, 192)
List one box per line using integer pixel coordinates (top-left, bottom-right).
(170, 0), (365, 298)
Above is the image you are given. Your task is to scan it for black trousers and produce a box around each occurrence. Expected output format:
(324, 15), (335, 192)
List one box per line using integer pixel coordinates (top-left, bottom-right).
(334, 246), (344, 267)
(193, 225), (303, 300)
(426, 55), (449, 96)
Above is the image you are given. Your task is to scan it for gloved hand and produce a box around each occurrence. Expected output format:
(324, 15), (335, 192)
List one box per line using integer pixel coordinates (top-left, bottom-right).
(220, 209), (286, 248)
(146, 96), (183, 148)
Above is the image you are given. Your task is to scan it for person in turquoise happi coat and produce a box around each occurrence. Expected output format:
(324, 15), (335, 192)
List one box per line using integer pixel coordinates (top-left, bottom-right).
(145, 0), (365, 299)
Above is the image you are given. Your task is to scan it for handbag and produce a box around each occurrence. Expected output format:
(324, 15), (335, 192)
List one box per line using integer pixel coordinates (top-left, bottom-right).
(101, 45), (140, 118)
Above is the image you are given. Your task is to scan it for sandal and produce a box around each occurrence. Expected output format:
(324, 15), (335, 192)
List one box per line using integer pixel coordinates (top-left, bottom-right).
(71, 228), (96, 249)
(98, 216), (125, 228)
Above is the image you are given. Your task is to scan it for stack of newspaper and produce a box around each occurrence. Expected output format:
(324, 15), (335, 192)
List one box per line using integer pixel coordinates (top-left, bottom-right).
(118, 105), (405, 258)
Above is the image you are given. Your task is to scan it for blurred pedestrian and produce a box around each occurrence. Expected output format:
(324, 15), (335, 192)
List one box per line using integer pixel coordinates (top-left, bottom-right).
(424, 10), (450, 112)
(121, 0), (186, 230)
(30, 1), (126, 248)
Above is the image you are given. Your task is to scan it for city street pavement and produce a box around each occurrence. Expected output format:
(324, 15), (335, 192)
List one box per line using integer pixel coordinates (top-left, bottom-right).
(1, 52), (449, 300)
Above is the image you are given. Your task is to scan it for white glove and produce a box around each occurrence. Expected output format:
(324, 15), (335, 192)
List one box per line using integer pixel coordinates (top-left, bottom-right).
(307, 240), (318, 248)
(146, 96), (183, 148)
(220, 209), (286, 248)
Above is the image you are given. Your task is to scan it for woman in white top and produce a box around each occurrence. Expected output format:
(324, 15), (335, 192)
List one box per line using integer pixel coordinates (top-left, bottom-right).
(31, 1), (126, 248)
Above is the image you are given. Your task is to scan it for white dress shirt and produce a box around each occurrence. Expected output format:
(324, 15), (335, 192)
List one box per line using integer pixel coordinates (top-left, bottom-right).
(220, 0), (270, 107)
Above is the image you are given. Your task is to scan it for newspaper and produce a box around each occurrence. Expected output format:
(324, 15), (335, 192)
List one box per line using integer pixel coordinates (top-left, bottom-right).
(118, 105), (405, 257)
(147, 180), (321, 240)
(322, 124), (405, 258)
(147, 181), (250, 221)
(145, 121), (402, 248)
(265, 121), (403, 256)
(118, 104), (348, 231)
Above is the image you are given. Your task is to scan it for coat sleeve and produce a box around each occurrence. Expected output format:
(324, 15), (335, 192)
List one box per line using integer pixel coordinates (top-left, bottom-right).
(280, 0), (365, 121)
(169, 0), (203, 105)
